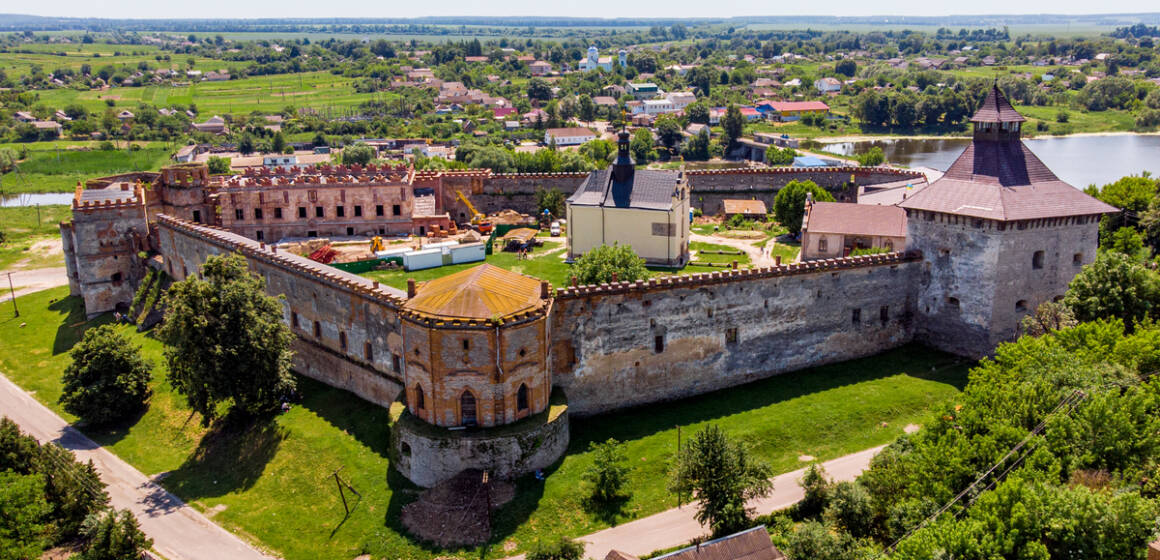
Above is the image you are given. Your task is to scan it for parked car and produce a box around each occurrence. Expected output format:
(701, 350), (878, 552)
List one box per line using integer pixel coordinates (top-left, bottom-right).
(550, 221), (561, 236)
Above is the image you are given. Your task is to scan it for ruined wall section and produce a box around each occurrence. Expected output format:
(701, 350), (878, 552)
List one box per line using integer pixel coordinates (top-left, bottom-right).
(156, 215), (407, 406)
(685, 167), (926, 215)
(549, 253), (921, 416)
(65, 196), (150, 316)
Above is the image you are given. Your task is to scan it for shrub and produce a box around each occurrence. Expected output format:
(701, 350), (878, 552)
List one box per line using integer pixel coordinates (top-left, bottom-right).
(582, 438), (631, 505)
(59, 325), (152, 425)
(527, 536), (585, 560)
(855, 146), (885, 166)
(573, 244), (648, 285)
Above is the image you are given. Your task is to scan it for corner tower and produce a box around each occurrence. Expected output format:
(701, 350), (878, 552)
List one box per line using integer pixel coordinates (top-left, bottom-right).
(900, 85), (1116, 357)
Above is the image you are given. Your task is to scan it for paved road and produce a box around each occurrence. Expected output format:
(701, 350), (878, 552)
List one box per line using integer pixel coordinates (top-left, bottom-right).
(1, 266), (68, 302)
(505, 445), (884, 560)
(0, 373), (278, 560)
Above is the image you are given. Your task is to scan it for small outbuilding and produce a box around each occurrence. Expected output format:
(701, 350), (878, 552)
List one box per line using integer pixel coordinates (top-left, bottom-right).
(722, 199), (768, 220)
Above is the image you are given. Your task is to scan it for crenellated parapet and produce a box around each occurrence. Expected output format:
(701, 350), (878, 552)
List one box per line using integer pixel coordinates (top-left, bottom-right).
(685, 166), (925, 178)
(555, 251), (920, 300)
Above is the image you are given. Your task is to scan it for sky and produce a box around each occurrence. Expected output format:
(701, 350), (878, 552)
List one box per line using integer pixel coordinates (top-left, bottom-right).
(11, 0), (1160, 20)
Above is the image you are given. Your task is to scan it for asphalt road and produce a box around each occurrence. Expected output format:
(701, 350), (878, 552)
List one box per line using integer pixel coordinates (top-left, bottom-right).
(0, 266), (69, 302)
(0, 372), (278, 560)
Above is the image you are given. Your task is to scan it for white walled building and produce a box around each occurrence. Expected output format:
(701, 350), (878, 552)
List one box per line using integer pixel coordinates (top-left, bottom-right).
(545, 127), (597, 146)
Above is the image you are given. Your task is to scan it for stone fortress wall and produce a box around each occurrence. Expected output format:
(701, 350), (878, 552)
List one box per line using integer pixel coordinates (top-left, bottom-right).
(549, 253), (922, 415)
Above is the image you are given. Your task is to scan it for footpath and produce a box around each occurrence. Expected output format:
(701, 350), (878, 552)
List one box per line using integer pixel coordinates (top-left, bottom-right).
(0, 372), (278, 560)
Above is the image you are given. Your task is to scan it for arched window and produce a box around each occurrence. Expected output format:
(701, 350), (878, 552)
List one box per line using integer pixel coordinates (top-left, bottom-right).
(517, 384), (529, 412)
(414, 385), (425, 411)
(1032, 250), (1045, 269)
(460, 391), (477, 426)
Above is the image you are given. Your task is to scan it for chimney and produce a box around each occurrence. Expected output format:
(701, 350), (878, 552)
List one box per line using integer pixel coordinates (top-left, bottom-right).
(407, 278), (416, 299)
(540, 280), (551, 299)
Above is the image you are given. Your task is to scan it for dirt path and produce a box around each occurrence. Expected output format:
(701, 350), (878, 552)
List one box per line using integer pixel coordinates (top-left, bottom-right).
(502, 445), (886, 560)
(0, 372), (280, 560)
(690, 233), (773, 267)
(0, 266), (69, 303)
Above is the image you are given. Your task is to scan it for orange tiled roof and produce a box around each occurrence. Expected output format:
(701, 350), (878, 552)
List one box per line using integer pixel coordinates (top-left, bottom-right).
(404, 264), (544, 320)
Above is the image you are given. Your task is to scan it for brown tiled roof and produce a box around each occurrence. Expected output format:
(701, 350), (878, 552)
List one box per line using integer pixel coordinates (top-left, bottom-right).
(637, 526), (786, 560)
(723, 199), (768, 215)
(805, 202), (907, 237)
(404, 264), (544, 321)
(970, 85), (1026, 123)
(898, 140), (1117, 221)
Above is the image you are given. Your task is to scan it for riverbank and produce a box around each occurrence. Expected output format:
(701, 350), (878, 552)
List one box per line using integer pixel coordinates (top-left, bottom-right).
(819, 130), (1160, 143)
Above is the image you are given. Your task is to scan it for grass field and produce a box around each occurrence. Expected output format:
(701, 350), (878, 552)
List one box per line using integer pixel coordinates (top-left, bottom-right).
(1, 146), (174, 194)
(0, 204), (70, 269)
(0, 286), (969, 559)
(0, 42), (239, 81)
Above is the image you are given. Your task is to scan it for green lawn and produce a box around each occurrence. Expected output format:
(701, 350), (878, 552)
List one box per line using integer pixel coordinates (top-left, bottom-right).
(2, 147), (174, 194)
(0, 286), (968, 559)
(0, 205), (71, 270)
(689, 241), (749, 265)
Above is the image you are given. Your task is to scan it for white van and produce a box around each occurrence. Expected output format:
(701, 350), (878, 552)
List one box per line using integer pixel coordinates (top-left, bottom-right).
(549, 221), (561, 236)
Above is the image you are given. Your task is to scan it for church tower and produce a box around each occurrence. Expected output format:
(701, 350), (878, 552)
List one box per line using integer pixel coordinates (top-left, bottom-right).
(899, 85), (1115, 357)
(587, 46), (598, 70)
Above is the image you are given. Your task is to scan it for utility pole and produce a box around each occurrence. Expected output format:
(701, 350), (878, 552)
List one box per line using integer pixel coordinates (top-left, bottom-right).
(35, 203), (40, 228)
(7, 272), (18, 317)
(676, 424), (682, 509)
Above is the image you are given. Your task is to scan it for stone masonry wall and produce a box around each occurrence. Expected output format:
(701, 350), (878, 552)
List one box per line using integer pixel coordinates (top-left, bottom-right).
(156, 215), (407, 406)
(549, 253), (921, 416)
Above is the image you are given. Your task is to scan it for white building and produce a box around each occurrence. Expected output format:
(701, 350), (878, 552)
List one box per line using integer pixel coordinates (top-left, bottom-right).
(578, 46), (624, 72)
(544, 127), (597, 146)
(639, 99), (675, 115)
(263, 155), (297, 168)
(666, 91), (697, 111)
(566, 131), (690, 267)
(814, 77), (842, 93)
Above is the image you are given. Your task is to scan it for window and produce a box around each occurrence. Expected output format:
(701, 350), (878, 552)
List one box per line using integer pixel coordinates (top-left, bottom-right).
(1032, 250), (1045, 269)
(414, 385), (425, 410)
(392, 354), (401, 372)
(111, 272), (123, 284)
(298, 207), (307, 218)
(946, 297), (960, 310)
(651, 222), (676, 237)
(235, 208), (244, 220)
(462, 339), (470, 351)
(400, 442), (411, 456)
(315, 206), (324, 218)
(313, 321), (321, 338)
(274, 207), (283, 219)
(880, 306), (889, 324)
(339, 331), (347, 351)
(354, 205), (363, 217)
(852, 308), (861, 324)
(336, 206), (345, 218)
(346, 227), (354, 236)
(1016, 300), (1029, 312)
(725, 327), (738, 345)
(307, 230), (318, 238)
(818, 238), (828, 252)
(254, 208), (263, 220)
(256, 230), (264, 241)
(291, 312), (299, 329)
(884, 240), (893, 252)
(192, 210), (201, 223)
(364, 342), (373, 361)
(376, 205), (385, 217)
(517, 384), (529, 412)
(392, 204), (401, 216)
(654, 335), (665, 353)
(1073, 253), (1083, 266)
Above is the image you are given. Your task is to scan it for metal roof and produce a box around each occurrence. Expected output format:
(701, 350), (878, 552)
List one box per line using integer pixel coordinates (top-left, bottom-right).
(567, 167), (682, 211)
(805, 201), (907, 237)
(722, 199), (768, 215)
(970, 84), (1026, 123)
(403, 264), (545, 321)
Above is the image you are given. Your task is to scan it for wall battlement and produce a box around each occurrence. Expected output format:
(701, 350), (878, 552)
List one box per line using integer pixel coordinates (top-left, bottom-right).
(685, 166), (924, 178)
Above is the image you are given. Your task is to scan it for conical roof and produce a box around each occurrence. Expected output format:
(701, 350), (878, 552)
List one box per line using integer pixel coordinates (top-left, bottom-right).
(403, 264), (545, 321)
(970, 84), (1026, 123)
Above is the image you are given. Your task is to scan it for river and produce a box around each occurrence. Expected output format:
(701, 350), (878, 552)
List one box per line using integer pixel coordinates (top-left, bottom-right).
(821, 133), (1160, 188)
(0, 192), (75, 208)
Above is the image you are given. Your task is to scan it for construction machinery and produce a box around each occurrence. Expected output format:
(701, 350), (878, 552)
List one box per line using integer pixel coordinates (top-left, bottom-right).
(455, 190), (493, 233)
(370, 236), (385, 252)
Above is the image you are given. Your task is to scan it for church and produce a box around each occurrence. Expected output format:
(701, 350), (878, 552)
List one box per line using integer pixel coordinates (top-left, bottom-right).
(577, 46), (627, 71)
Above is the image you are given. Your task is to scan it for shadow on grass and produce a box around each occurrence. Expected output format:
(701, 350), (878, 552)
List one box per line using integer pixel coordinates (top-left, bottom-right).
(163, 413), (287, 500)
(295, 376), (392, 459)
(48, 295), (111, 356)
(568, 343), (969, 453)
(84, 403), (150, 449)
(581, 493), (632, 526)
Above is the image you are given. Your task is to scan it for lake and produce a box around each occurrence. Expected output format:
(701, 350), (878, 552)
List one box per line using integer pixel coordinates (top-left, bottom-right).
(822, 133), (1160, 188)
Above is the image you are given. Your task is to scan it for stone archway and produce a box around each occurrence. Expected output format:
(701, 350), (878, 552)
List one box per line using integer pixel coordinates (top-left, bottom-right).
(460, 391), (477, 426)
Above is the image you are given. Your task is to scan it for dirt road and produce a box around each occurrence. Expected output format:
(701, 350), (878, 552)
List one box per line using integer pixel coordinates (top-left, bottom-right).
(0, 373), (279, 560)
(0, 266), (69, 302)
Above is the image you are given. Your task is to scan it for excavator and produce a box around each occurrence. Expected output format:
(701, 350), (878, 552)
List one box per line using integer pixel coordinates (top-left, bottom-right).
(455, 190), (493, 234)
(370, 236), (385, 252)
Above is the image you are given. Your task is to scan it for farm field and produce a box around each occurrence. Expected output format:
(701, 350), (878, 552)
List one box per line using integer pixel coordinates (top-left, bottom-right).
(0, 285), (969, 560)
(0, 42), (239, 80)
(1, 146), (173, 194)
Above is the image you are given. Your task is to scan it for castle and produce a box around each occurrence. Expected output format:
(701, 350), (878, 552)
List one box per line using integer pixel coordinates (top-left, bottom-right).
(60, 86), (1114, 487)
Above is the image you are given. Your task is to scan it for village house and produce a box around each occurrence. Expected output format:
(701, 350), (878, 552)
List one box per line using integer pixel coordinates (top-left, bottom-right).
(760, 101), (830, 122)
(814, 77), (843, 93)
(800, 200), (907, 260)
(529, 60), (552, 76)
(190, 115), (229, 135)
(544, 127), (596, 146)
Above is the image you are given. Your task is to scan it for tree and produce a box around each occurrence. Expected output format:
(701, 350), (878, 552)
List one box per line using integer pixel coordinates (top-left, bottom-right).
(527, 536), (584, 560)
(855, 146), (886, 166)
(796, 463), (831, 519)
(59, 325), (152, 425)
(1109, 226), (1149, 259)
(1020, 301), (1078, 337)
(654, 114), (684, 150)
(823, 481), (874, 538)
(669, 424), (773, 537)
(1064, 251), (1160, 327)
(835, 59), (857, 77)
(774, 180), (835, 236)
(577, 94), (595, 122)
(685, 102), (710, 125)
(572, 244), (648, 285)
(206, 156), (231, 174)
(630, 128), (655, 163)
(342, 143), (374, 165)
(271, 131), (286, 154)
(0, 471), (50, 560)
(158, 253), (296, 423)
(79, 509), (152, 560)
(527, 78), (552, 101)
(765, 146), (796, 166)
(784, 521), (852, 560)
(0, 147), (18, 173)
(535, 188), (566, 219)
(682, 128), (711, 161)
(721, 105), (745, 151)
(582, 438), (631, 505)
(686, 66), (714, 97)
(237, 134), (255, 156)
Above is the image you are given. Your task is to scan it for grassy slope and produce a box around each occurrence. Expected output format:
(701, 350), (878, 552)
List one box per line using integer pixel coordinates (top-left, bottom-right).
(0, 286), (967, 559)
(2, 147), (174, 194)
(0, 205), (71, 269)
